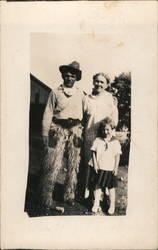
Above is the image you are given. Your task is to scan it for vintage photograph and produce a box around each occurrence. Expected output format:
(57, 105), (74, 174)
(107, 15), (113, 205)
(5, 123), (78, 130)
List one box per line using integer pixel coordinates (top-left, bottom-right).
(1, 1), (157, 248)
(24, 33), (131, 217)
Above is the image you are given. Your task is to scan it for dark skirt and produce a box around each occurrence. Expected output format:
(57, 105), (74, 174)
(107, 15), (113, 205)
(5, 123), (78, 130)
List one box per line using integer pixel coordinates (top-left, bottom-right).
(86, 167), (118, 190)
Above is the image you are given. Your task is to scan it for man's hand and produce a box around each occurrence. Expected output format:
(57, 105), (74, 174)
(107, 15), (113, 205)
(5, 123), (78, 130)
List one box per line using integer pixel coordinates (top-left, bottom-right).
(43, 136), (48, 147)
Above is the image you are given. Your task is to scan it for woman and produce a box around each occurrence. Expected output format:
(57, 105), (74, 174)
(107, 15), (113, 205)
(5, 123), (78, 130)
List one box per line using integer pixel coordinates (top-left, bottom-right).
(83, 72), (118, 198)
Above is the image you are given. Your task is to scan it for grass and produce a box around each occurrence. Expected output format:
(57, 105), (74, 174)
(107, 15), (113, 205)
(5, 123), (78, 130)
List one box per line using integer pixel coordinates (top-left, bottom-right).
(25, 136), (128, 217)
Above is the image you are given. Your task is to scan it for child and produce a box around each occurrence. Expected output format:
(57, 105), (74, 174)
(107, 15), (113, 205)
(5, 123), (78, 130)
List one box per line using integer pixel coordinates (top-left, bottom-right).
(89, 117), (122, 215)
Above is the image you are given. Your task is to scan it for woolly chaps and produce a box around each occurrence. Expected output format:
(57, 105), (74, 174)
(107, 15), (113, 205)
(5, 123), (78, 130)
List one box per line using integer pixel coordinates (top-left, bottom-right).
(40, 125), (82, 207)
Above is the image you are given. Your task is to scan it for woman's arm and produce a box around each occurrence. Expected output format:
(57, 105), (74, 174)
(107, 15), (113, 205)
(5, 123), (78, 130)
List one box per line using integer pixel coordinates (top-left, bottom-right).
(111, 96), (118, 126)
(92, 150), (99, 173)
(113, 154), (120, 176)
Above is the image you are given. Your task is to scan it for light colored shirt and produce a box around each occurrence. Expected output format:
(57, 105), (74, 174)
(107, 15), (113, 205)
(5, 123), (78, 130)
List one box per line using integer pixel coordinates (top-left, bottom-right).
(42, 84), (85, 136)
(84, 91), (118, 129)
(83, 91), (118, 163)
(90, 137), (122, 171)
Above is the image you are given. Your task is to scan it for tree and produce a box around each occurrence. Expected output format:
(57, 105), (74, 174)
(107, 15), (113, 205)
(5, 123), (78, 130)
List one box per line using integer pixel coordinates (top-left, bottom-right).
(108, 72), (131, 167)
(109, 72), (131, 132)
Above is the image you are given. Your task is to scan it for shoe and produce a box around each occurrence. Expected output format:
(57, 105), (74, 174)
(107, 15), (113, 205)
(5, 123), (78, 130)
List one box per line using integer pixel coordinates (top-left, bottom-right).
(98, 206), (102, 212)
(92, 205), (98, 213)
(92, 205), (102, 213)
(55, 206), (65, 214)
(108, 206), (115, 215)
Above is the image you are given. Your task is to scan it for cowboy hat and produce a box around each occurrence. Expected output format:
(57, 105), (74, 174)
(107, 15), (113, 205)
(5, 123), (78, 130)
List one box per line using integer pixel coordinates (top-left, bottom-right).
(59, 61), (82, 81)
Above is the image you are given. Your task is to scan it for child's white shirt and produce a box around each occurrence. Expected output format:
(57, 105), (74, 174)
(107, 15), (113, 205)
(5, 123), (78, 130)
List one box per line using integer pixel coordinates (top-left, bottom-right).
(89, 137), (122, 171)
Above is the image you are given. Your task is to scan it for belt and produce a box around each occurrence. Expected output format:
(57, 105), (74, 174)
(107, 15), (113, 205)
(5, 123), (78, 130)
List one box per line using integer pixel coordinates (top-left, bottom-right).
(52, 117), (81, 128)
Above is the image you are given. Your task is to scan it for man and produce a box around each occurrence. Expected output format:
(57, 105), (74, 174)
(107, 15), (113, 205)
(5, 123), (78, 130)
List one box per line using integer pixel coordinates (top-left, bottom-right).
(40, 61), (85, 210)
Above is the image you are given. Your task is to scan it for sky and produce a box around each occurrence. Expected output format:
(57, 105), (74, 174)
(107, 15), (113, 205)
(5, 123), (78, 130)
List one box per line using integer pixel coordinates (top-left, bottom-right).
(31, 33), (131, 94)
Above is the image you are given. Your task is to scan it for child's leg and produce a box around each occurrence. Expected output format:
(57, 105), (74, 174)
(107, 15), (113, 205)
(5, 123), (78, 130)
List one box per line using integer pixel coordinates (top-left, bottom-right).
(105, 187), (109, 196)
(84, 188), (90, 199)
(92, 188), (102, 213)
(84, 165), (91, 198)
(108, 188), (115, 215)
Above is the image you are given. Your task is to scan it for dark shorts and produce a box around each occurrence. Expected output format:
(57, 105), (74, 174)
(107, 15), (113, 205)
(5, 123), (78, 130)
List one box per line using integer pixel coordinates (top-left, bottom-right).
(87, 167), (118, 190)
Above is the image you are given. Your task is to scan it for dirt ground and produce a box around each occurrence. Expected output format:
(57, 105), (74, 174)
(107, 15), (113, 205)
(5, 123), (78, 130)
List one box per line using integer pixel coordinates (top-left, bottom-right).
(25, 136), (128, 217)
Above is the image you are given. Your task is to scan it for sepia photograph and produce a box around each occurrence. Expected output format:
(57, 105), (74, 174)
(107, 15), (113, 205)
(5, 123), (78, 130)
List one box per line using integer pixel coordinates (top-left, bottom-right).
(25, 33), (131, 217)
(1, 2), (157, 249)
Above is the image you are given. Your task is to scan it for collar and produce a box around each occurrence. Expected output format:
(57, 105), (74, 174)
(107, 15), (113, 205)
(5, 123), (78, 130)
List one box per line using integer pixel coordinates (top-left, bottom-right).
(89, 90), (110, 100)
(59, 84), (79, 97)
(102, 136), (114, 150)
(102, 135), (115, 143)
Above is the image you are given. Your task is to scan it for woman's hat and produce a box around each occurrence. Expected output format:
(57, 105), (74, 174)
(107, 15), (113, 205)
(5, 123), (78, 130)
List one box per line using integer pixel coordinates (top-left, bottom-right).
(59, 61), (82, 81)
